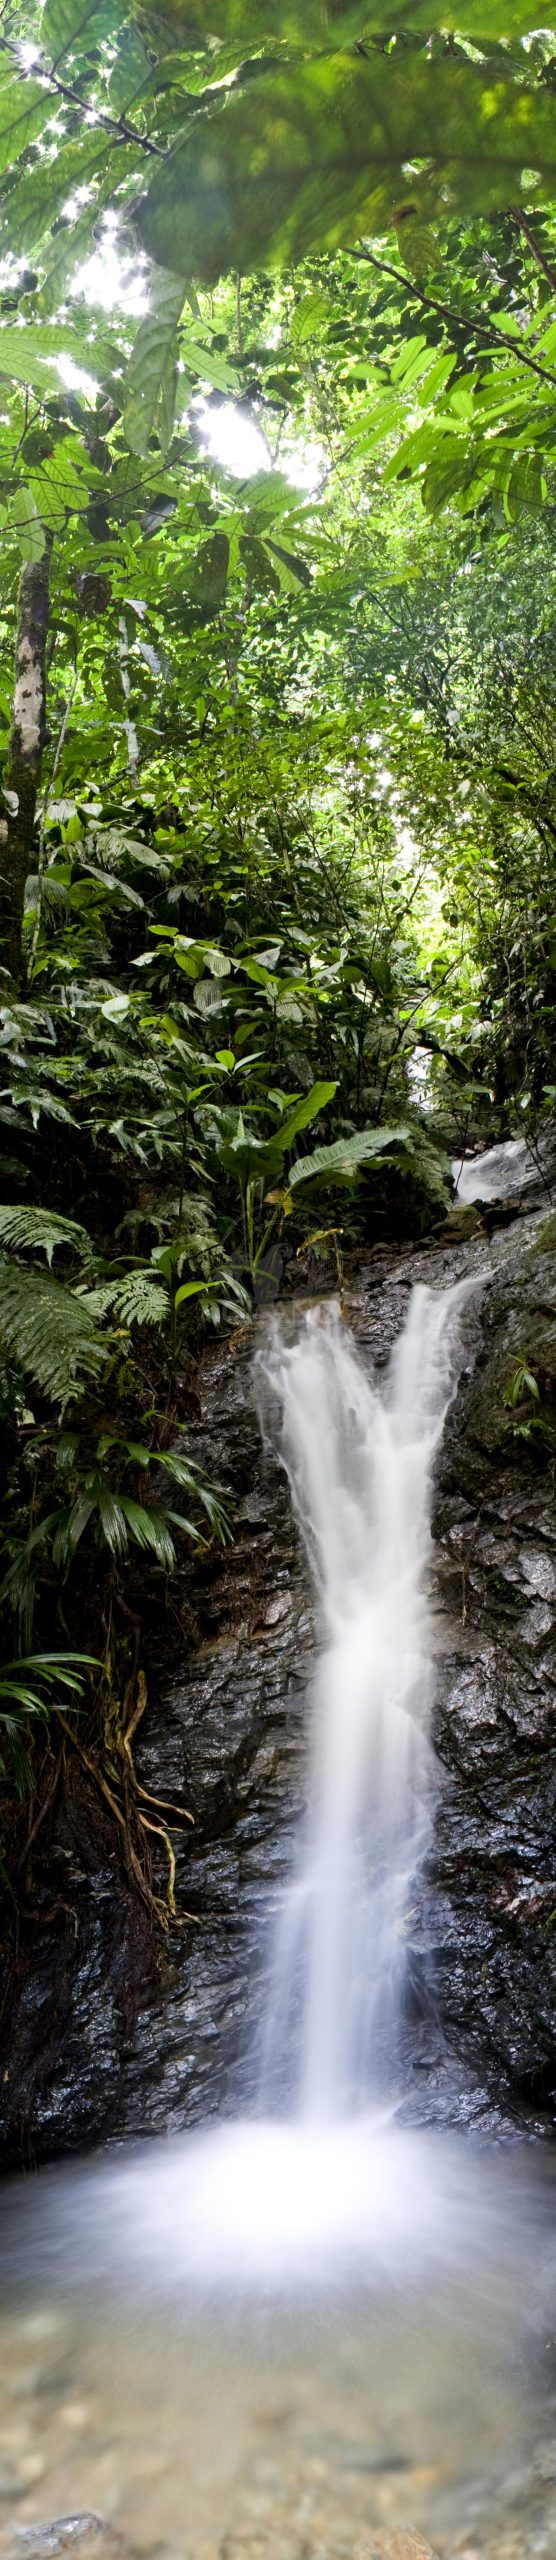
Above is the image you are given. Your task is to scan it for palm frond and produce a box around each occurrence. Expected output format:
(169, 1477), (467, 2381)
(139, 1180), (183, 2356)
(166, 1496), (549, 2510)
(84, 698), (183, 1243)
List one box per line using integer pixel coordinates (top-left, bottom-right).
(159, 1450), (231, 1541)
(0, 1259), (106, 1409)
(119, 1497), (176, 1569)
(0, 1653), (97, 1801)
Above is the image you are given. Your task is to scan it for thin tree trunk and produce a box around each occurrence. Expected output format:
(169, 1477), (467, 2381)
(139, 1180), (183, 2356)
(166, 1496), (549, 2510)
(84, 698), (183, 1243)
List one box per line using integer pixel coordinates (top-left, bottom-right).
(0, 533), (53, 986)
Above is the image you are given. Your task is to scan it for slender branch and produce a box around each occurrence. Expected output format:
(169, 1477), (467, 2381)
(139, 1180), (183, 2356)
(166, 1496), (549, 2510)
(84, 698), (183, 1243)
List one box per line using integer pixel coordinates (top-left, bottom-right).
(0, 32), (164, 157)
(511, 207), (556, 298)
(348, 244), (556, 391)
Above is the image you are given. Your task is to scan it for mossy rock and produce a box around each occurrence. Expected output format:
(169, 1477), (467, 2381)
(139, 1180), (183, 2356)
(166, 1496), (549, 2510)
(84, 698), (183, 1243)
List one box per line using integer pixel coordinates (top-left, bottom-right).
(437, 1202), (484, 1243)
(532, 1212), (556, 1255)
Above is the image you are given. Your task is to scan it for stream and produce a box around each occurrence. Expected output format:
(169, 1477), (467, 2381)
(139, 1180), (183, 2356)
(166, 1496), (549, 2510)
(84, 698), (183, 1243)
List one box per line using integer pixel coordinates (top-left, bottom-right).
(1, 1283), (555, 2560)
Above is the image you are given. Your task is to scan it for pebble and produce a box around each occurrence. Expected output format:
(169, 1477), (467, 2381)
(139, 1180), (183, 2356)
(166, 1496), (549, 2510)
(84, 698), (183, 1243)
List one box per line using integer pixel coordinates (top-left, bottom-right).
(353, 2539), (439, 2560)
(13, 2521), (122, 2555)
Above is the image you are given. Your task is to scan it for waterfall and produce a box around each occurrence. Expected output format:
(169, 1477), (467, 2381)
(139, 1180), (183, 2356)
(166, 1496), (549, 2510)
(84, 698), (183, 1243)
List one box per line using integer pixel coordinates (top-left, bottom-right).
(15, 1263), (555, 2322)
(257, 1284), (470, 2121)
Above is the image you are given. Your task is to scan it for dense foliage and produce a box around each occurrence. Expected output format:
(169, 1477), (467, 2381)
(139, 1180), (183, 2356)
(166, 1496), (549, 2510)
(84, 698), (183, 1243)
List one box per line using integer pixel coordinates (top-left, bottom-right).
(2, 0), (556, 1926)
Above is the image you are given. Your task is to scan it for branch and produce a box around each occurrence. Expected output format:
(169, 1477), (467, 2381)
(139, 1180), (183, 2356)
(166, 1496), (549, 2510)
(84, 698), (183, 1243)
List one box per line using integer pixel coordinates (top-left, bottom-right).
(511, 207), (556, 298)
(348, 245), (556, 391)
(0, 33), (164, 157)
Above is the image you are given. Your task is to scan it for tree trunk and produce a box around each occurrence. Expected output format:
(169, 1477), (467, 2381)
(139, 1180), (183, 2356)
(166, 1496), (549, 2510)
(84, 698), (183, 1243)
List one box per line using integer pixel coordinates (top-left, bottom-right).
(0, 533), (53, 987)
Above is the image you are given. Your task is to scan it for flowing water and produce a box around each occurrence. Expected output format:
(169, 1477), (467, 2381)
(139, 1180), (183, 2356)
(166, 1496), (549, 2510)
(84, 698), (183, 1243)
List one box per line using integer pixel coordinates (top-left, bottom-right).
(452, 1137), (529, 1202)
(1, 1289), (555, 2560)
(257, 1288), (470, 2118)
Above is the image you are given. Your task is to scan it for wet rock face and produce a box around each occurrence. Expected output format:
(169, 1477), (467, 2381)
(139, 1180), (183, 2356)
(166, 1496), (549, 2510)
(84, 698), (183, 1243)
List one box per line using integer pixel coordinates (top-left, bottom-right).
(429, 1223), (556, 2130)
(0, 1327), (316, 2163)
(1, 1175), (556, 2163)
(346, 1214), (556, 2131)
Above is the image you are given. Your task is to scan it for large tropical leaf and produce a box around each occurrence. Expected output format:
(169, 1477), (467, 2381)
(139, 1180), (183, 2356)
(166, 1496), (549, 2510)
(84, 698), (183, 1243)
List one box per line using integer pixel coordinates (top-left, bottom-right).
(123, 270), (186, 460)
(137, 55), (556, 281)
(136, 1), (556, 52)
(277, 1079), (336, 1150)
(0, 76), (54, 180)
(288, 1124), (413, 1187)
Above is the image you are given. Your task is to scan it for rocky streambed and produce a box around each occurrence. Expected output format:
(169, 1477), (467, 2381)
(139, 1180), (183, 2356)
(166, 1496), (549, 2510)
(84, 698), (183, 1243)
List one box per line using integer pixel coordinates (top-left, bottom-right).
(1, 1162), (556, 2163)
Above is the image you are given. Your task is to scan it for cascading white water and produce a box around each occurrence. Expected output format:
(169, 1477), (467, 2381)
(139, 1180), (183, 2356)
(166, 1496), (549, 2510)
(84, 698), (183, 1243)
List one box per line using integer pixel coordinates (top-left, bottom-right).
(258, 1283), (471, 2121)
(7, 1261), (556, 2342)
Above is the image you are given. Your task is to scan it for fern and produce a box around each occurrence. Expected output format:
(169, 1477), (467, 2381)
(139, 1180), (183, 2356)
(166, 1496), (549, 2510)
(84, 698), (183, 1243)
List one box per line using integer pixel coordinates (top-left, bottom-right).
(81, 1269), (168, 1327)
(0, 1258), (106, 1408)
(0, 1204), (92, 1263)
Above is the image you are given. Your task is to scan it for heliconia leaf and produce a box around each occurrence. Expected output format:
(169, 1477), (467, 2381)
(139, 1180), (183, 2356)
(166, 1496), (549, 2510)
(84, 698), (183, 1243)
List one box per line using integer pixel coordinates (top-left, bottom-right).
(123, 269), (185, 459)
(136, 55), (556, 282)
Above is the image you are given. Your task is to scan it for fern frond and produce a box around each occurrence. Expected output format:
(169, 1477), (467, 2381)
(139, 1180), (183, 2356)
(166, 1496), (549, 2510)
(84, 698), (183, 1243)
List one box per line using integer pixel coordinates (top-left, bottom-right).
(80, 1270), (168, 1328)
(0, 1258), (106, 1409)
(0, 1205), (92, 1264)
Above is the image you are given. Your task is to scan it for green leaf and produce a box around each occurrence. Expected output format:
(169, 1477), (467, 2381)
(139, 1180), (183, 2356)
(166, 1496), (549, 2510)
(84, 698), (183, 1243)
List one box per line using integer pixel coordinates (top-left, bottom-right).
(41, 0), (122, 64)
(174, 1278), (217, 1303)
(96, 1481), (129, 1556)
(10, 487), (46, 563)
(3, 134), (111, 257)
(265, 538), (312, 591)
(276, 1079), (336, 1150)
(189, 532), (230, 616)
(0, 76), (54, 179)
(136, 1), (555, 48)
(0, 319), (122, 398)
(124, 270), (185, 460)
(180, 332), (238, 392)
(119, 1496), (176, 1568)
(137, 55), (556, 282)
(291, 290), (333, 343)
(288, 1124), (412, 1188)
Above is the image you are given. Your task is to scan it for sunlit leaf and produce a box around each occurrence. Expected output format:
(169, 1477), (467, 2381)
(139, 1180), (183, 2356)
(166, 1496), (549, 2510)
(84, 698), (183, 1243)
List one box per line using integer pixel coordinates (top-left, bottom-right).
(137, 56), (556, 281)
(124, 269), (185, 460)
